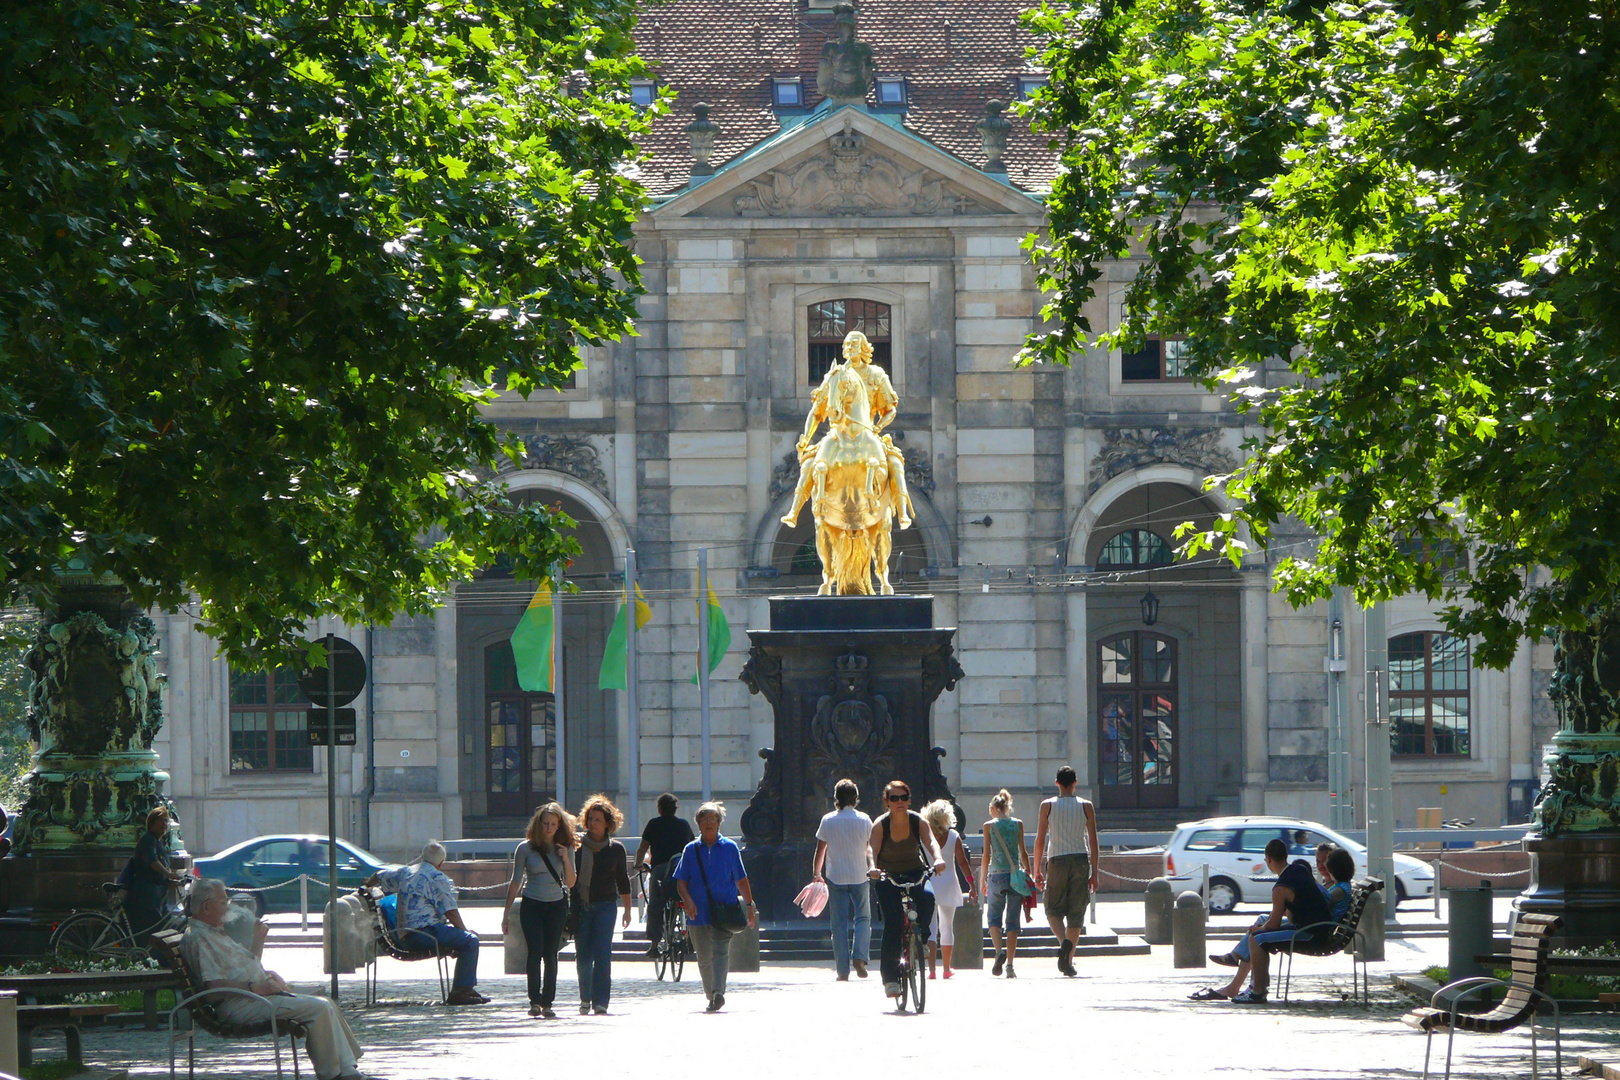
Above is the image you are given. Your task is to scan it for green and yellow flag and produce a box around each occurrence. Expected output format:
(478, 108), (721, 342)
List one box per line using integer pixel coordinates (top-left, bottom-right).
(690, 578), (732, 684)
(509, 579), (555, 692)
(598, 583), (653, 690)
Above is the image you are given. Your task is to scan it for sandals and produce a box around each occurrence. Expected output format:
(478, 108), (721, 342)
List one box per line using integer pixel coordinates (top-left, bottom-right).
(1188, 987), (1228, 1001)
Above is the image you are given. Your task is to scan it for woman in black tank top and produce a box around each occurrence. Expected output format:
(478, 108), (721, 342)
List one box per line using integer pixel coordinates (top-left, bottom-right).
(866, 781), (945, 1002)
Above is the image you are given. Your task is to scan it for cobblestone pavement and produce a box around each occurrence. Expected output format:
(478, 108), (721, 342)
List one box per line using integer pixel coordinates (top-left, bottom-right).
(63, 923), (1620, 1080)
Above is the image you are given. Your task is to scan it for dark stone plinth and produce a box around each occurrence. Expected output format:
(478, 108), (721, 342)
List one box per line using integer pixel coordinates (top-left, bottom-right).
(738, 595), (963, 921)
(0, 849), (191, 922)
(768, 595), (934, 631)
(1514, 833), (1620, 946)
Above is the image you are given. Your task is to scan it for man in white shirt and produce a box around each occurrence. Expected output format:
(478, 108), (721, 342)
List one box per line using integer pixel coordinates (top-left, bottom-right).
(181, 879), (365, 1080)
(367, 840), (487, 1005)
(812, 778), (875, 980)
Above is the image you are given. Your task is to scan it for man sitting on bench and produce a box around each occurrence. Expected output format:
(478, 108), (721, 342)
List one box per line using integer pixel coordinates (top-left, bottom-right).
(1189, 837), (1333, 1004)
(181, 879), (366, 1080)
(367, 840), (487, 1005)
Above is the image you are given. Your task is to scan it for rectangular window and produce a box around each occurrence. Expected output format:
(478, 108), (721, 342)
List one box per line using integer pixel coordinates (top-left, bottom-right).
(875, 78), (906, 106)
(1018, 76), (1049, 99)
(229, 667), (313, 773)
(629, 80), (656, 109)
(808, 299), (892, 383)
(772, 78), (804, 109)
(1121, 336), (1192, 381)
(1390, 631), (1471, 757)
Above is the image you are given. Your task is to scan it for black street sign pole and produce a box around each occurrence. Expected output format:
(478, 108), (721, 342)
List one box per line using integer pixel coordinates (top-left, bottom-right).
(326, 633), (338, 1002)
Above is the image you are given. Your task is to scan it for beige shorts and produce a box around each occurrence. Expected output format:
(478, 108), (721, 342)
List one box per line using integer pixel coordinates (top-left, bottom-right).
(1043, 854), (1092, 922)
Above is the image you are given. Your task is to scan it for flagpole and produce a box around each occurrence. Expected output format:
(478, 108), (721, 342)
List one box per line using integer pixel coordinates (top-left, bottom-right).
(626, 548), (641, 836)
(553, 564), (566, 808)
(698, 547), (712, 800)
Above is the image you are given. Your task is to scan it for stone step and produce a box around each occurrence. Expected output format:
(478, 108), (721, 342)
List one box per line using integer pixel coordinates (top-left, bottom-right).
(1578, 1053), (1620, 1079)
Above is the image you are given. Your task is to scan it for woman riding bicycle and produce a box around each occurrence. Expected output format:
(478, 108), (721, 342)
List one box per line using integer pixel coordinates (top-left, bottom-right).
(867, 780), (945, 1003)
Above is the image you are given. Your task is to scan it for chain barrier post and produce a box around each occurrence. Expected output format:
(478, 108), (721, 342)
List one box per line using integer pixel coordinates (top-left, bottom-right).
(301, 874), (309, 932)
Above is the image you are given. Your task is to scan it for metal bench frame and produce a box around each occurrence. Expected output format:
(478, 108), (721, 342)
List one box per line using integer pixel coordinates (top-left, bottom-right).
(355, 886), (456, 1005)
(1272, 876), (1385, 1006)
(1402, 911), (1564, 1080)
(151, 929), (307, 1080)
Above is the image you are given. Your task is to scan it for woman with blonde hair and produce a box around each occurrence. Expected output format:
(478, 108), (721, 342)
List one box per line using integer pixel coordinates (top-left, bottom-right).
(978, 789), (1030, 978)
(501, 803), (576, 1017)
(574, 794), (633, 1015)
(921, 799), (974, 980)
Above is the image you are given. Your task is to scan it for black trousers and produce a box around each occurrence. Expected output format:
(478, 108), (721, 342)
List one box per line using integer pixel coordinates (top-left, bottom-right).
(875, 875), (935, 986)
(647, 860), (674, 944)
(519, 896), (568, 1007)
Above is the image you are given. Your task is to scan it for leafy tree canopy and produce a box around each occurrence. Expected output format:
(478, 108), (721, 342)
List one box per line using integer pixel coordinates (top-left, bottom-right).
(1021, 0), (1620, 668)
(2, 0), (655, 664)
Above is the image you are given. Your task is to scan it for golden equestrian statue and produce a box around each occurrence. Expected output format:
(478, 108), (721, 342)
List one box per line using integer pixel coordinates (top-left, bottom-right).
(780, 330), (914, 595)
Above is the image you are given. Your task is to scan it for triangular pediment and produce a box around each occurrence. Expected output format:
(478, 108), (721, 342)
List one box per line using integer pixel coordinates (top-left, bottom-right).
(652, 107), (1042, 221)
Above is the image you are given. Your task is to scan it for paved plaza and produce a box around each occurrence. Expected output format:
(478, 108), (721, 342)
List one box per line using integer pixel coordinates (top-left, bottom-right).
(61, 900), (1620, 1080)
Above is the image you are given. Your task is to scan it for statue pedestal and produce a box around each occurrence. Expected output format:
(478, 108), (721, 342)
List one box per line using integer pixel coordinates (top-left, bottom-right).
(738, 596), (963, 922)
(1514, 833), (1620, 946)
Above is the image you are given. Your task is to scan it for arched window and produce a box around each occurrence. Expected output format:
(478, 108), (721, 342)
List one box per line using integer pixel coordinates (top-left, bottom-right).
(1389, 631), (1470, 757)
(809, 299), (891, 383)
(1096, 529), (1173, 568)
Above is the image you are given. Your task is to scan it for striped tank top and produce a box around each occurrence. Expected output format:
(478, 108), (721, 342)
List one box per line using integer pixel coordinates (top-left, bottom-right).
(1045, 796), (1091, 859)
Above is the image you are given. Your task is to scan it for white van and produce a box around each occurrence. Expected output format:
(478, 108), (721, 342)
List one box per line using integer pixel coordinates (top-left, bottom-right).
(1164, 816), (1435, 914)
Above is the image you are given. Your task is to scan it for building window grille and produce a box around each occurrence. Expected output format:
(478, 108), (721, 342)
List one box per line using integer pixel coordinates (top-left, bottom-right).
(808, 298), (891, 383)
(1389, 631), (1471, 757)
(1096, 529), (1173, 568)
(229, 667), (313, 773)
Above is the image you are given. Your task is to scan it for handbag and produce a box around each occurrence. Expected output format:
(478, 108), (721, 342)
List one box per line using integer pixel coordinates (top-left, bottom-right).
(990, 822), (1034, 897)
(691, 842), (749, 932)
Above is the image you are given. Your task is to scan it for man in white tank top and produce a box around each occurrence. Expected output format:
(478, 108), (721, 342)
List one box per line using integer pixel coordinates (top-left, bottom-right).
(1033, 765), (1099, 977)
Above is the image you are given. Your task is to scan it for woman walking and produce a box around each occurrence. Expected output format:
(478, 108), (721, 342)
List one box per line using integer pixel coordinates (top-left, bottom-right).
(921, 800), (973, 980)
(501, 804), (576, 1018)
(573, 795), (632, 1015)
(672, 802), (758, 1013)
(867, 781), (946, 1005)
(978, 789), (1030, 978)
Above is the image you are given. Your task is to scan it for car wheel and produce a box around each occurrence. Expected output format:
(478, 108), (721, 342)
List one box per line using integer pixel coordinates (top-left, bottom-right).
(1207, 877), (1240, 915)
(229, 887), (265, 919)
(1393, 878), (1407, 911)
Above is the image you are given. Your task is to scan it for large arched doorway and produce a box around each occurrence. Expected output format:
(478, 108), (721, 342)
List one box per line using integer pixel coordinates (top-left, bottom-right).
(1096, 631), (1179, 810)
(457, 487), (618, 830)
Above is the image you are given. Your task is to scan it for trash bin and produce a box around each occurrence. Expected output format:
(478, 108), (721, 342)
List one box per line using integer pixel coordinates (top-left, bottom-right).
(1447, 881), (1493, 983)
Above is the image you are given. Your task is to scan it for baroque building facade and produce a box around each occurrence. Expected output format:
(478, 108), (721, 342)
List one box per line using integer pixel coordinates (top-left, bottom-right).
(152, 0), (1551, 860)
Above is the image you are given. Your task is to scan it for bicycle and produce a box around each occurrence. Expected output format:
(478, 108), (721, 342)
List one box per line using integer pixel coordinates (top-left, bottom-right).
(635, 863), (688, 982)
(52, 878), (190, 963)
(879, 868), (934, 1014)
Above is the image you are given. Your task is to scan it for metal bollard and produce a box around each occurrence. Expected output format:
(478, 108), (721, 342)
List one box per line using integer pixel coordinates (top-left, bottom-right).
(1172, 891), (1206, 968)
(1447, 880), (1493, 983)
(301, 874), (309, 932)
(1144, 878), (1175, 945)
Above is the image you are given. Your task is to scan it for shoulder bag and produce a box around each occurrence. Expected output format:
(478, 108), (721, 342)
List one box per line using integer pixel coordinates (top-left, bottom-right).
(990, 822), (1034, 897)
(691, 842), (749, 933)
(535, 845), (583, 939)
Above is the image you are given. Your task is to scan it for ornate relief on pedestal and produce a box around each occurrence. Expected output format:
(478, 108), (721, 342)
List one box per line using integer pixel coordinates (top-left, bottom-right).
(1087, 427), (1239, 498)
(804, 651), (897, 812)
(725, 117), (999, 219)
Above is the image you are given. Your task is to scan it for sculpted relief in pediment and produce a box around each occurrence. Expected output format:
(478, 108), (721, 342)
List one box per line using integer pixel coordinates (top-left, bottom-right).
(698, 119), (1006, 219)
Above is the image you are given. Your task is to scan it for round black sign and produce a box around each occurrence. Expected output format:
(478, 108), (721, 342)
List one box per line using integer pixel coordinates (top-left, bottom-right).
(298, 635), (367, 708)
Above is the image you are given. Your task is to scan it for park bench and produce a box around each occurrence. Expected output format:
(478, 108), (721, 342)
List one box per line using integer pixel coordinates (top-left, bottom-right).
(1269, 876), (1384, 1006)
(15, 1003), (119, 1068)
(150, 927), (309, 1080)
(355, 885), (457, 1005)
(1401, 911), (1563, 1080)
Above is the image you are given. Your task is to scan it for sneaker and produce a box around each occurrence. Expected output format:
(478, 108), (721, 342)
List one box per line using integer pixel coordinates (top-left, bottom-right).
(705, 993), (725, 1013)
(853, 959), (868, 979)
(992, 951), (1006, 977)
(1209, 952), (1241, 968)
(579, 1004), (592, 1016)
(528, 1003), (543, 1017)
(593, 1005), (608, 1015)
(541, 1007), (557, 1018)
(445, 987), (486, 1006)
(1005, 962), (1016, 979)
(1058, 939), (1076, 977)
(645, 943), (660, 957)
(884, 982), (902, 998)
(1231, 988), (1268, 1004)
(836, 973), (849, 982)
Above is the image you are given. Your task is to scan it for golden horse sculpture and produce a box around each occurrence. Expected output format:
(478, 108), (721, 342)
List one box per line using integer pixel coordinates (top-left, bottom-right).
(781, 330), (914, 595)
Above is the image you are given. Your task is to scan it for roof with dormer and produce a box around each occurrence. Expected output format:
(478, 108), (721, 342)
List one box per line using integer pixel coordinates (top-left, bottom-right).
(631, 0), (1057, 197)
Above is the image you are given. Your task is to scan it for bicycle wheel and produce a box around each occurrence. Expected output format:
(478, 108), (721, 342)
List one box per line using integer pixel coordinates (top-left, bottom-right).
(669, 905), (686, 982)
(53, 912), (141, 963)
(653, 925), (669, 982)
(907, 924), (927, 1014)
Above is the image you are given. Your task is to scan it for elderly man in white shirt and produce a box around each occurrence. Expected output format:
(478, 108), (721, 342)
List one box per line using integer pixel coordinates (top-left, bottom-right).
(811, 778), (876, 980)
(181, 879), (365, 1080)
